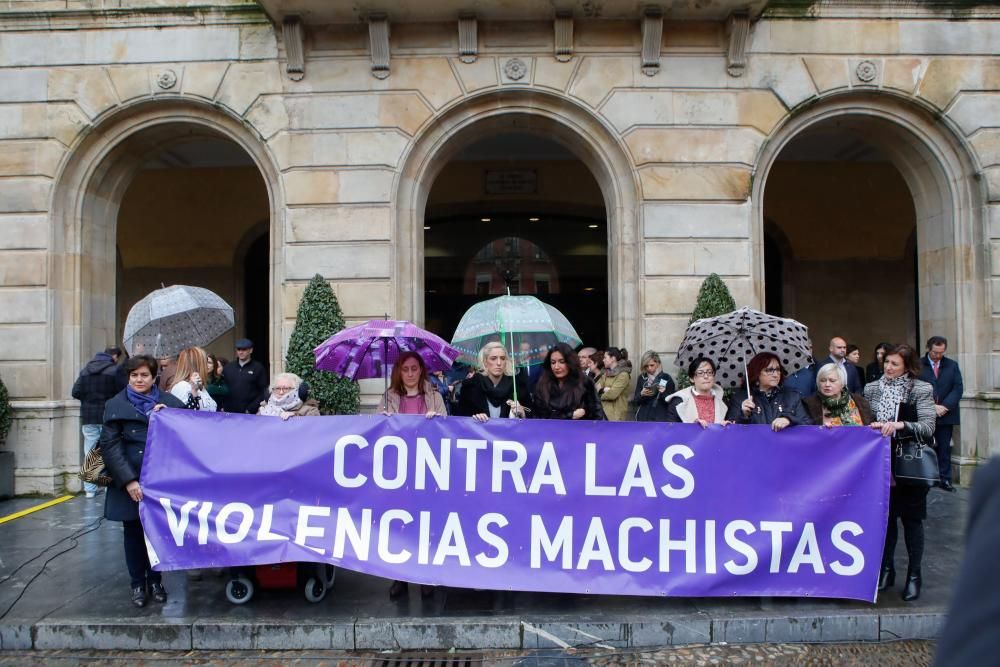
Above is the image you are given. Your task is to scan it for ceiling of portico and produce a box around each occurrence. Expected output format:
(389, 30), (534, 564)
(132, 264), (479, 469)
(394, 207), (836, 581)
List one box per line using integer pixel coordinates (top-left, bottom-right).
(255, 0), (769, 24)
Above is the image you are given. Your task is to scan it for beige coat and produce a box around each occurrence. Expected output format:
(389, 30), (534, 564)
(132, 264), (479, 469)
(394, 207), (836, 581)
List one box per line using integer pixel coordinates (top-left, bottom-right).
(597, 366), (631, 421)
(378, 381), (447, 415)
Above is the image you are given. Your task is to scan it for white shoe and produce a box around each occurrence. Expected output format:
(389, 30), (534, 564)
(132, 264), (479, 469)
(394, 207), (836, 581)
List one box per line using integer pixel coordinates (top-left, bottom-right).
(85, 491), (96, 498)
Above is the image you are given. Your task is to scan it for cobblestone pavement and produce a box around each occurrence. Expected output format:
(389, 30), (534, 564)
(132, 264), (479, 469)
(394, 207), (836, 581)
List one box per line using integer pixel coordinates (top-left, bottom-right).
(0, 641), (936, 666)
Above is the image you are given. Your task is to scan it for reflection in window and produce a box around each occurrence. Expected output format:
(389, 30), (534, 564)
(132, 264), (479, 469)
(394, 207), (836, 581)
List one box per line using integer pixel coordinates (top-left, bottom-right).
(463, 237), (559, 296)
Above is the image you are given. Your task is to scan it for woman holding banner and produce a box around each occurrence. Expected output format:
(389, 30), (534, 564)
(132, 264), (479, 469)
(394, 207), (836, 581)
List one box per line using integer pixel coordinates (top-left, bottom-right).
(664, 357), (728, 426)
(863, 344), (936, 602)
(531, 343), (603, 420)
(803, 363), (874, 426)
(725, 352), (810, 431)
(101, 354), (186, 608)
(456, 341), (529, 421)
(377, 351), (447, 419)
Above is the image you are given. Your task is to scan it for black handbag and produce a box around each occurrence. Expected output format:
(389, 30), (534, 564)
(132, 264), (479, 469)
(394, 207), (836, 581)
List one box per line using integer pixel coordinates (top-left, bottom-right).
(892, 432), (939, 487)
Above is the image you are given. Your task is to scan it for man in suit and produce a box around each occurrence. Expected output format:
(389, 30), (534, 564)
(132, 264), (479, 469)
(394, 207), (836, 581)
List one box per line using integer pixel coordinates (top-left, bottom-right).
(221, 337), (269, 414)
(919, 335), (964, 492)
(818, 336), (861, 394)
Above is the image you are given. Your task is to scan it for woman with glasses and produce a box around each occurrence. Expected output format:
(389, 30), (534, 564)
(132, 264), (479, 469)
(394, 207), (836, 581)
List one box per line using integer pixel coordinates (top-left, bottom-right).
(632, 350), (676, 421)
(531, 342), (603, 420)
(664, 357), (727, 426)
(258, 372), (319, 419)
(802, 363), (874, 427)
(725, 352), (810, 431)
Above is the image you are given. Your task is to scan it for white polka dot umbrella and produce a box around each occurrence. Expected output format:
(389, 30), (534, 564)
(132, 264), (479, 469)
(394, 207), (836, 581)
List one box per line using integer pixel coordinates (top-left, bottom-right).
(122, 285), (234, 358)
(674, 306), (813, 389)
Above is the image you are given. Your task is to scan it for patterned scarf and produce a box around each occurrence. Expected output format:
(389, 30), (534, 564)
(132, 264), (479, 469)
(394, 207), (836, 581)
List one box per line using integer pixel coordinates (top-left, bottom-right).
(259, 390), (303, 417)
(875, 375), (910, 423)
(821, 389), (862, 426)
(126, 385), (161, 416)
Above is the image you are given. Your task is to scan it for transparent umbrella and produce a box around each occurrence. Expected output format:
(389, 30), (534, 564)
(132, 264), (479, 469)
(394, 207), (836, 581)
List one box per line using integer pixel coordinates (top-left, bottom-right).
(122, 285), (234, 358)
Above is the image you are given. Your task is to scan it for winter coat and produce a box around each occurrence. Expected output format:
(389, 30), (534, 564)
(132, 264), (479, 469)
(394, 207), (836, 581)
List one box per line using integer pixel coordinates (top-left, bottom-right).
(531, 376), (604, 421)
(596, 364), (631, 421)
(802, 393), (874, 426)
(258, 397), (321, 417)
(664, 385), (728, 424)
(378, 382), (448, 415)
(71, 353), (123, 425)
(725, 385), (811, 426)
(101, 389), (185, 522)
(632, 371), (675, 422)
(456, 372), (532, 419)
(221, 359), (269, 414)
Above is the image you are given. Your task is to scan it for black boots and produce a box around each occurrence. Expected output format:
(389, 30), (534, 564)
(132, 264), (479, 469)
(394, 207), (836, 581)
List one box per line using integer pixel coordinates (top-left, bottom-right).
(902, 569), (922, 602)
(878, 565), (895, 591)
(130, 585), (147, 608)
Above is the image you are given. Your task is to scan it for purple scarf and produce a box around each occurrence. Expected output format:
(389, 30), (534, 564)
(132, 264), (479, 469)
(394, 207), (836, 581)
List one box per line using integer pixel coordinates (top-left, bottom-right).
(126, 385), (161, 416)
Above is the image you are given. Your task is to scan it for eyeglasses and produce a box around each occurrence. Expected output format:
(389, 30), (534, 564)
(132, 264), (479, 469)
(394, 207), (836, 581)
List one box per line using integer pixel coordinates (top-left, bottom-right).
(693, 369), (715, 377)
(762, 367), (782, 375)
(273, 386), (295, 393)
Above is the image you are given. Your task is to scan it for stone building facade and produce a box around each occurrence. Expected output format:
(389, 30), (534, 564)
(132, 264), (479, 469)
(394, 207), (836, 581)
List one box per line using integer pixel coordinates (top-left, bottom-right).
(0, 0), (998, 493)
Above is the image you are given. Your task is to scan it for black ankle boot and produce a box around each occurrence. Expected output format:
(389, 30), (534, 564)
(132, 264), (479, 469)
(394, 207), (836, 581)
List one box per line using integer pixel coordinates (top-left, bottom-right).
(902, 570), (921, 601)
(878, 565), (895, 591)
(388, 580), (407, 599)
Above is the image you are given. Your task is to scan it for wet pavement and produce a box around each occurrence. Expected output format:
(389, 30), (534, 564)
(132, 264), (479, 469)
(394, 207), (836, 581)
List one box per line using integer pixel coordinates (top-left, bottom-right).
(0, 488), (966, 651)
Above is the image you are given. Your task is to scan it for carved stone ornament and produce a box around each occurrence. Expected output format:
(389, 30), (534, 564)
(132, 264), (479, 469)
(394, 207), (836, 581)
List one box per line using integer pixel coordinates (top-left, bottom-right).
(156, 69), (177, 90)
(640, 7), (663, 77)
(856, 60), (878, 83)
(504, 58), (528, 81)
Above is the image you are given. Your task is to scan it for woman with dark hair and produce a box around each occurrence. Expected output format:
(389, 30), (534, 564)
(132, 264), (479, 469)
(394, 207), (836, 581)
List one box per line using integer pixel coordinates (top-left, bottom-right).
(456, 341), (529, 421)
(863, 343), (936, 602)
(377, 351), (447, 418)
(100, 354), (186, 607)
(846, 344), (866, 385)
(596, 347), (631, 421)
(725, 352), (810, 431)
(205, 352), (229, 407)
(531, 343), (603, 420)
(632, 350), (675, 421)
(664, 357), (728, 426)
(866, 342), (892, 384)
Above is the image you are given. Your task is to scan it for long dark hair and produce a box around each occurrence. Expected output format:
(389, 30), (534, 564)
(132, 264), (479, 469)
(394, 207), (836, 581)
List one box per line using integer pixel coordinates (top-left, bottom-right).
(535, 342), (584, 405)
(389, 351), (428, 396)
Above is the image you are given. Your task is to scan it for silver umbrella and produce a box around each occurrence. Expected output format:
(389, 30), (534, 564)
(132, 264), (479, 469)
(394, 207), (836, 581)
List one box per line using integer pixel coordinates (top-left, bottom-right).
(674, 306), (813, 389)
(123, 285), (235, 358)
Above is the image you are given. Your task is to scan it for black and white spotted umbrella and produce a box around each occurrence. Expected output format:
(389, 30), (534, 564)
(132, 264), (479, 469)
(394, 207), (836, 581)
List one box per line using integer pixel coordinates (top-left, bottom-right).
(123, 285), (234, 358)
(674, 307), (813, 389)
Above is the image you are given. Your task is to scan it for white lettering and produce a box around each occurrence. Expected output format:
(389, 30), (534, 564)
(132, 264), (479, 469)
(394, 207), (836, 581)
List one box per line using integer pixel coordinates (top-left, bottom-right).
(530, 515), (573, 569)
(585, 443), (615, 496)
(619, 517), (653, 572)
(788, 522), (825, 574)
(333, 434), (368, 488)
(332, 507), (371, 560)
(257, 504), (288, 542)
(527, 442), (566, 495)
(619, 445), (657, 497)
(377, 509), (413, 564)
(295, 505), (330, 555)
(492, 440), (528, 493)
(160, 498), (198, 547)
(660, 444), (695, 499)
(216, 502), (254, 544)
(759, 521), (793, 573)
(373, 436), (407, 489)
(415, 437), (450, 491)
(475, 513), (509, 568)
(577, 517), (615, 571)
(658, 519), (697, 573)
(432, 512), (471, 566)
(830, 521), (865, 576)
(456, 439), (488, 492)
(723, 520), (758, 575)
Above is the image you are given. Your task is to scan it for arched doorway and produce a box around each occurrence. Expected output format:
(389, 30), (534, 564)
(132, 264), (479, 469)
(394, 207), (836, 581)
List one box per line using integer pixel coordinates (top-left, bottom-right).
(753, 92), (989, 478)
(424, 132), (609, 347)
(394, 90), (640, 354)
(50, 101), (283, 399)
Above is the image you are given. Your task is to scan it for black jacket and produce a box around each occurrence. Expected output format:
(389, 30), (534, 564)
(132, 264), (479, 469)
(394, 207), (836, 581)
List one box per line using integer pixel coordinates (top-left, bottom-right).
(100, 390), (185, 522)
(918, 355), (963, 426)
(725, 385), (811, 426)
(632, 371), (675, 422)
(71, 353), (123, 425)
(221, 359), (269, 414)
(456, 373), (532, 418)
(531, 376), (604, 420)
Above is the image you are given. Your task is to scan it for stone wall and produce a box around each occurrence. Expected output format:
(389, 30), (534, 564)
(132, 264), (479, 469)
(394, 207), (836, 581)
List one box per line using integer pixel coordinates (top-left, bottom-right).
(0, 2), (998, 491)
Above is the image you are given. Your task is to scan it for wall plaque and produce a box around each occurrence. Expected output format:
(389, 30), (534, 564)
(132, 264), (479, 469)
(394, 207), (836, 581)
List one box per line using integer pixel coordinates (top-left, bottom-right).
(485, 169), (537, 194)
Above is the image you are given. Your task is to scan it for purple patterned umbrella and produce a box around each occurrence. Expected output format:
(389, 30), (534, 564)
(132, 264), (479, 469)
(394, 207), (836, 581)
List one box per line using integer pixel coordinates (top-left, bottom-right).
(313, 320), (460, 389)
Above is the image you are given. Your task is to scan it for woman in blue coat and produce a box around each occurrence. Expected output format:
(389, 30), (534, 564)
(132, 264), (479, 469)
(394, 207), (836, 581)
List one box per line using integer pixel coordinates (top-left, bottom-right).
(100, 354), (185, 608)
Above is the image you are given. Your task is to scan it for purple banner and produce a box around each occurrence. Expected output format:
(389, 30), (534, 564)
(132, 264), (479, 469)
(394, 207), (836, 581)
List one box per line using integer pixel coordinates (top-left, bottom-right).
(140, 411), (889, 601)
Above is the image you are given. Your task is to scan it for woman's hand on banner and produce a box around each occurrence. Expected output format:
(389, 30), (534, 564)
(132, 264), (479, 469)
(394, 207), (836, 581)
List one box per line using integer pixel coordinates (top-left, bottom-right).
(771, 417), (791, 432)
(472, 413), (489, 422)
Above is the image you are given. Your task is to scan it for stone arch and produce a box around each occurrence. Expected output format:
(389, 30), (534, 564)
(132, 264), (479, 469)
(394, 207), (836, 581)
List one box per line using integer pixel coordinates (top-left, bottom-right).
(48, 98), (284, 399)
(752, 90), (989, 392)
(394, 88), (641, 351)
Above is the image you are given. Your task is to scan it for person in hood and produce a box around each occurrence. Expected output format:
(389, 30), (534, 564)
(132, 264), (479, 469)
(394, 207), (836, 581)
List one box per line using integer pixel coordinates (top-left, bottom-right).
(71, 347), (123, 498)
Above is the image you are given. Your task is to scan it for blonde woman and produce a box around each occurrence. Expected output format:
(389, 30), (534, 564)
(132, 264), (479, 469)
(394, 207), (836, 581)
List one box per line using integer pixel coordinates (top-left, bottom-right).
(456, 341), (529, 422)
(168, 347), (217, 412)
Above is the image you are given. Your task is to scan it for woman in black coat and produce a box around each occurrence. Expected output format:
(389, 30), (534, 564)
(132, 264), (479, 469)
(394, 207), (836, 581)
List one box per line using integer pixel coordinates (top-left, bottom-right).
(101, 354), (185, 608)
(456, 341), (530, 421)
(725, 352), (810, 431)
(530, 343), (603, 420)
(632, 350), (675, 421)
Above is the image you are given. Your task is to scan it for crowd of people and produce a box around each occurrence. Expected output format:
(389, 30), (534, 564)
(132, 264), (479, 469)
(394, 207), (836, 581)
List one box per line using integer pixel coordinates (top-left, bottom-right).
(73, 329), (964, 607)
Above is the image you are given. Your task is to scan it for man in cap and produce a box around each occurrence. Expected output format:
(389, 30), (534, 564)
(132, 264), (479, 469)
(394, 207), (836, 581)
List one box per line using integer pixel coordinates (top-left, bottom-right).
(221, 338), (269, 414)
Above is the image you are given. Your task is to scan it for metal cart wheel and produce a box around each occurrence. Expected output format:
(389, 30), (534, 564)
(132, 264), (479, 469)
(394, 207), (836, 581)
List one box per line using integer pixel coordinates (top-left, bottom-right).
(225, 576), (254, 604)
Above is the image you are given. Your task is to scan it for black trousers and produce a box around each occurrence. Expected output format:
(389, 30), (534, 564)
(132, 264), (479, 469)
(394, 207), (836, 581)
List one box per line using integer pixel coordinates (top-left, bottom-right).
(123, 519), (160, 589)
(935, 424), (954, 483)
(883, 516), (925, 574)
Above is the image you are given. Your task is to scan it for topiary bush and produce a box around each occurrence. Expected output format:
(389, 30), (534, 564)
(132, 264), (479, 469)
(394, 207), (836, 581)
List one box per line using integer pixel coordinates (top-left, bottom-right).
(285, 274), (360, 415)
(0, 372), (11, 445)
(676, 273), (737, 389)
